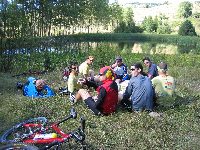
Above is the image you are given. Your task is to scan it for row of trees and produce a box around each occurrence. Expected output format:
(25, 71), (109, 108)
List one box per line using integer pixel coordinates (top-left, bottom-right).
(141, 1), (197, 36)
(0, 0), (140, 38)
(0, 0), (198, 39)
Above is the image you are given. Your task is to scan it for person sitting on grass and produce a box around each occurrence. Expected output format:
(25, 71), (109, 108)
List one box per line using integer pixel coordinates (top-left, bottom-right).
(67, 62), (83, 102)
(72, 66), (118, 116)
(111, 56), (129, 84)
(79, 56), (95, 81)
(142, 57), (158, 79)
(151, 62), (176, 106)
(119, 63), (154, 112)
(23, 77), (55, 98)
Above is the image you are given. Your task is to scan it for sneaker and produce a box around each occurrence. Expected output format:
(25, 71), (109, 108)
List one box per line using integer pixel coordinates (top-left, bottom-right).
(149, 112), (163, 119)
(59, 87), (69, 95)
(69, 93), (76, 104)
(16, 82), (23, 89)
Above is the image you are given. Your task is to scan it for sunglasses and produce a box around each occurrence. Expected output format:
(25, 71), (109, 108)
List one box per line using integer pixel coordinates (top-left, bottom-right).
(144, 61), (149, 64)
(130, 68), (135, 71)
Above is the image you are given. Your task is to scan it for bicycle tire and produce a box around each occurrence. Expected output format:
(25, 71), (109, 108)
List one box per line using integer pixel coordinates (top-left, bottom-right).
(0, 117), (47, 144)
(0, 143), (39, 150)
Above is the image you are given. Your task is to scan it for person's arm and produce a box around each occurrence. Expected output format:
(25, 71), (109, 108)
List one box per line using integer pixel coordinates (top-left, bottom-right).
(148, 64), (157, 79)
(111, 61), (117, 69)
(42, 85), (55, 97)
(84, 80), (99, 89)
(121, 81), (134, 104)
(95, 87), (106, 109)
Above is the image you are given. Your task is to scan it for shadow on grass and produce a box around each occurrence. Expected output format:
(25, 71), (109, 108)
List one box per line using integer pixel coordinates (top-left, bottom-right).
(155, 95), (200, 112)
(116, 95), (200, 114)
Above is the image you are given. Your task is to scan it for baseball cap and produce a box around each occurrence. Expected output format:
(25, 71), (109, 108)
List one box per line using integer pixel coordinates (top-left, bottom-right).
(99, 66), (115, 79)
(115, 56), (122, 61)
(157, 62), (168, 71)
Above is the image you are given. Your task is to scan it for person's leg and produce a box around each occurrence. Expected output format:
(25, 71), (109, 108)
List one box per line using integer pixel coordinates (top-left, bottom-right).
(76, 89), (101, 115)
(76, 89), (92, 100)
(84, 97), (101, 115)
(89, 69), (95, 78)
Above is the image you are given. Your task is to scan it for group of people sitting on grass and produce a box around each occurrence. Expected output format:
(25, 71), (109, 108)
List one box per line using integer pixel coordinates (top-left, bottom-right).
(21, 55), (175, 116)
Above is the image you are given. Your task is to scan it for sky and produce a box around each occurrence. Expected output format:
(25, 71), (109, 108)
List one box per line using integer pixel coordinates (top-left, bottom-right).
(109, 0), (199, 4)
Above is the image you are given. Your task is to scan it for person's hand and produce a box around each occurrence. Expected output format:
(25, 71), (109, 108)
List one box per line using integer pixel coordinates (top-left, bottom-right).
(93, 96), (98, 102)
(111, 62), (117, 68)
(77, 78), (86, 84)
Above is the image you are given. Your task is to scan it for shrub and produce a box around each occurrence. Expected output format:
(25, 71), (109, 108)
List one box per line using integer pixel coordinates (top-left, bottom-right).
(178, 20), (197, 36)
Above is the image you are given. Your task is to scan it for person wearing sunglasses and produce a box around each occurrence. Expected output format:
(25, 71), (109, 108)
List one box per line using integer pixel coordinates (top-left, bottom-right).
(74, 66), (118, 116)
(142, 57), (158, 79)
(120, 63), (154, 112)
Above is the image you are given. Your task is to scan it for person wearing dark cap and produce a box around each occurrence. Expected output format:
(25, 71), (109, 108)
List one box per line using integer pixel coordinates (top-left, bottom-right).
(142, 57), (158, 79)
(152, 62), (175, 98)
(111, 56), (129, 83)
(75, 66), (118, 115)
(120, 63), (154, 112)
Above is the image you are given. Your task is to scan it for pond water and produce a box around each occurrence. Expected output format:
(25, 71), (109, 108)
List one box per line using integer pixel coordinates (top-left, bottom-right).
(0, 41), (199, 72)
(1, 41), (200, 55)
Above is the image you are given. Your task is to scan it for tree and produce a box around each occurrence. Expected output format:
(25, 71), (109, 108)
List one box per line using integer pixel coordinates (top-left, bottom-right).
(156, 14), (172, 34)
(177, 1), (193, 18)
(141, 16), (157, 33)
(0, 18), (5, 38)
(178, 20), (197, 36)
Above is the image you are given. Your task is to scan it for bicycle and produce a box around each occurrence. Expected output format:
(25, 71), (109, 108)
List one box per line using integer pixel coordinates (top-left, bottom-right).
(0, 108), (86, 150)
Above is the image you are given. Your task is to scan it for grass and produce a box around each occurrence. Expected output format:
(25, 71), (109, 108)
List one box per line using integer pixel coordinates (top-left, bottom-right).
(0, 53), (200, 149)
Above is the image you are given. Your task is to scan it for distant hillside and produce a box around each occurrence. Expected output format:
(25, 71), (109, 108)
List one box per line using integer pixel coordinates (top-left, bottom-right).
(123, 1), (200, 25)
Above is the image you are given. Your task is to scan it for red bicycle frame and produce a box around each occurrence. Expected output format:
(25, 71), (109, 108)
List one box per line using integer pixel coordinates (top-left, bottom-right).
(22, 122), (72, 144)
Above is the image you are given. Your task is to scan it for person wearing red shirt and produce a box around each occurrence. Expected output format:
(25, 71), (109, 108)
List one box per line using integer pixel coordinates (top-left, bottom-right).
(75, 66), (118, 115)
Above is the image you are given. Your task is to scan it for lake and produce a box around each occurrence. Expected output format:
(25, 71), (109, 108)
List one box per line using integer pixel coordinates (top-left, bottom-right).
(0, 41), (200, 73)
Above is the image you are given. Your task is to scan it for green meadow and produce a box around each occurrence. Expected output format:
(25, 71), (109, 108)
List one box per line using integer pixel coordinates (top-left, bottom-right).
(0, 40), (200, 149)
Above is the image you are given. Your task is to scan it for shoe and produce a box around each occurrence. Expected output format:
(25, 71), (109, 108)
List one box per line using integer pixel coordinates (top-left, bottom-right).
(69, 93), (76, 104)
(149, 112), (163, 119)
(16, 82), (23, 89)
(59, 87), (69, 95)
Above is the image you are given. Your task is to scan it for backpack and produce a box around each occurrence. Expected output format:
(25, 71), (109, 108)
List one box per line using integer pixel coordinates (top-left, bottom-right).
(62, 67), (70, 81)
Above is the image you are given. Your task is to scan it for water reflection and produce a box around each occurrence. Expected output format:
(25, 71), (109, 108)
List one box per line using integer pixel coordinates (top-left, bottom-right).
(115, 42), (200, 55)
(1, 41), (200, 55)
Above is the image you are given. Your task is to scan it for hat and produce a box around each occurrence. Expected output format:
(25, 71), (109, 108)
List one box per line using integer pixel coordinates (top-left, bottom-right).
(158, 62), (168, 71)
(99, 66), (115, 80)
(115, 56), (122, 61)
(36, 79), (46, 88)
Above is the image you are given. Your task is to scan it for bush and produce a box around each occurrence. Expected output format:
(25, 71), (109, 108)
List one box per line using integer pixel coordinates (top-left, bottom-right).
(178, 20), (197, 36)
(114, 21), (143, 33)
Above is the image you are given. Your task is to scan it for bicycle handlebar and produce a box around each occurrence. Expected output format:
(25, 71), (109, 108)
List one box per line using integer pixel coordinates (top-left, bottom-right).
(56, 107), (77, 126)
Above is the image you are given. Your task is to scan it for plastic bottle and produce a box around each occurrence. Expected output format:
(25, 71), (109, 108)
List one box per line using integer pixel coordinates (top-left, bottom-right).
(34, 133), (57, 139)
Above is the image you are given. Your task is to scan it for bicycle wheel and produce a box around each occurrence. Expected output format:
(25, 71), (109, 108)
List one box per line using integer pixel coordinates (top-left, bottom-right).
(0, 143), (39, 150)
(0, 117), (47, 144)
